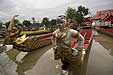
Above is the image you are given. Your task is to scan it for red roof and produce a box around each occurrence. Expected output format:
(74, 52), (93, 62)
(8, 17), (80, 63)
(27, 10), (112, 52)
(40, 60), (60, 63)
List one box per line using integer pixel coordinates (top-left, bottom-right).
(104, 15), (113, 21)
(82, 18), (92, 24)
(91, 9), (113, 20)
(70, 20), (77, 24)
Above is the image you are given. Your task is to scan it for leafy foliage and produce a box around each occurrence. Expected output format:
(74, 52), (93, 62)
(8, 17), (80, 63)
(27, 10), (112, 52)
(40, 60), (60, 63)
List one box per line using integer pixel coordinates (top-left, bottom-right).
(66, 6), (89, 24)
(77, 6), (89, 16)
(14, 19), (19, 25)
(4, 19), (20, 28)
(0, 22), (3, 28)
(5, 21), (10, 28)
(41, 17), (50, 27)
(66, 7), (77, 20)
(18, 23), (23, 27)
(50, 19), (56, 26)
(22, 20), (32, 27)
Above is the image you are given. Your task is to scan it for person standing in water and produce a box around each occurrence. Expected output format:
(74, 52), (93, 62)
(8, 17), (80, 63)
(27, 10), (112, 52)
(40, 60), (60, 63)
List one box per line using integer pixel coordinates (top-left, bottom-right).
(52, 14), (85, 74)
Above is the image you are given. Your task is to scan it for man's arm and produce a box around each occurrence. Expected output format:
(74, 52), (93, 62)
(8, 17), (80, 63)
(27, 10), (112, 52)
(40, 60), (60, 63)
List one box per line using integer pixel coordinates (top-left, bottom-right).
(77, 33), (85, 64)
(77, 33), (85, 48)
(71, 29), (85, 64)
(52, 32), (57, 52)
(52, 33), (56, 47)
(71, 29), (85, 48)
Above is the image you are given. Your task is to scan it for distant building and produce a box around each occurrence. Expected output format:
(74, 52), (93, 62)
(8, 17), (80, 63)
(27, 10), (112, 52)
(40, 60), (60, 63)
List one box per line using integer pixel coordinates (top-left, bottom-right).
(90, 9), (113, 26)
(1, 24), (6, 31)
(82, 18), (92, 24)
(69, 20), (78, 29)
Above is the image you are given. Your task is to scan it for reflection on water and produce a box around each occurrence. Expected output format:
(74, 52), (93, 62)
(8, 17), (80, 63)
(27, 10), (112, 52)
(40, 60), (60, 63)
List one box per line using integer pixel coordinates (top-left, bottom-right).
(16, 45), (52, 75)
(86, 32), (113, 75)
(0, 44), (52, 75)
(0, 31), (113, 75)
(94, 33), (113, 56)
(71, 39), (93, 75)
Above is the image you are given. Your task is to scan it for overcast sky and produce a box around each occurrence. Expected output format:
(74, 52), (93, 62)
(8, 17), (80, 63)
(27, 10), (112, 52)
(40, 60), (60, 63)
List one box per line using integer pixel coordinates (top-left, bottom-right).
(0, 0), (113, 23)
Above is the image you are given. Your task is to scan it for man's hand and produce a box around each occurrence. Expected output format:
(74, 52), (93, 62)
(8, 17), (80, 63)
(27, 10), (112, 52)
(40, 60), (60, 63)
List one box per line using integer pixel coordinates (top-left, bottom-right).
(53, 45), (56, 52)
(81, 54), (85, 64)
(76, 47), (85, 64)
(81, 48), (86, 64)
(53, 47), (56, 50)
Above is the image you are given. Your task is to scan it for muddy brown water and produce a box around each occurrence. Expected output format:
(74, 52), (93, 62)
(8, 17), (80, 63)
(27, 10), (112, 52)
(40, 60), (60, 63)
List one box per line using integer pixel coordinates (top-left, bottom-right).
(0, 31), (113, 75)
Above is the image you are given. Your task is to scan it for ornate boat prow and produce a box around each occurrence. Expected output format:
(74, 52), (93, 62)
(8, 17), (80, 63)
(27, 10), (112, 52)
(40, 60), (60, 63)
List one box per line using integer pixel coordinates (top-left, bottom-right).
(4, 15), (53, 52)
(13, 33), (52, 52)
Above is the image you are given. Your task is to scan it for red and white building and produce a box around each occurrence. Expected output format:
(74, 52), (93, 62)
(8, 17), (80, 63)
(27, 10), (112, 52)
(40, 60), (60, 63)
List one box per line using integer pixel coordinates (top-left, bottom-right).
(90, 9), (113, 27)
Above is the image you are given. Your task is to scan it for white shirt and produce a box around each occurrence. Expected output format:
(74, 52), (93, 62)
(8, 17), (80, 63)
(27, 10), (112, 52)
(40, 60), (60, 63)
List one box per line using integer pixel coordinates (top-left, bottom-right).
(52, 29), (85, 48)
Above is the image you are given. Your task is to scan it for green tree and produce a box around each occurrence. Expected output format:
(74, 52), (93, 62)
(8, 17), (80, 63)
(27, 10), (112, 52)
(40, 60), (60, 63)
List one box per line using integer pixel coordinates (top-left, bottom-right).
(0, 22), (3, 28)
(50, 19), (56, 26)
(22, 20), (32, 27)
(66, 7), (77, 20)
(65, 6), (89, 24)
(14, 19), (19, 25)
(41, 17), (50, 27)
(0, 22), (3, 25)
(4, 19), (19, 28)
(77, 6), (89, 16)
(76, 6), (89, 24)
(5, 21), (10, 28)
(18, 23), (23, 27)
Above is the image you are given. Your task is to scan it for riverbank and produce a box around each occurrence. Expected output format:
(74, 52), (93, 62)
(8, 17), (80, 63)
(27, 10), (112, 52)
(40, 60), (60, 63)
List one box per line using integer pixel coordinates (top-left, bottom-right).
(0, 64), (5, 75)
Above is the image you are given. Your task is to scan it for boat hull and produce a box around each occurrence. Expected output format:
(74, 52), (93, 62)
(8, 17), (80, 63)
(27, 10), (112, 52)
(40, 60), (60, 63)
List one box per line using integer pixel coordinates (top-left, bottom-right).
(72, 30), (93, 50)
(13, 33), (52, 52)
